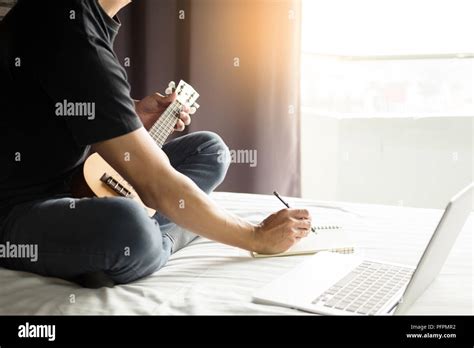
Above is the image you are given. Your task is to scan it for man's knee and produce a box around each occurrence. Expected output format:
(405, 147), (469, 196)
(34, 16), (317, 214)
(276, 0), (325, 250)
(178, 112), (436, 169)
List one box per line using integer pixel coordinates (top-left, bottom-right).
(101, 199), (155, 247)
(195, 131), (231, 186)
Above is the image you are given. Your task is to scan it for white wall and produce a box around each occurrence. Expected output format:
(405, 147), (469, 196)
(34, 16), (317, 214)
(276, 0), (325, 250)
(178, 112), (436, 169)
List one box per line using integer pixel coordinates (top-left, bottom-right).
(301, 116), (473, 209)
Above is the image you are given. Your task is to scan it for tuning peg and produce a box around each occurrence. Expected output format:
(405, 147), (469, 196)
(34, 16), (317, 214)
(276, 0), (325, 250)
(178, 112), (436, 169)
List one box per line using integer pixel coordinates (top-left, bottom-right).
(190, 103), (200, 115)
(165, 81), (176, 95)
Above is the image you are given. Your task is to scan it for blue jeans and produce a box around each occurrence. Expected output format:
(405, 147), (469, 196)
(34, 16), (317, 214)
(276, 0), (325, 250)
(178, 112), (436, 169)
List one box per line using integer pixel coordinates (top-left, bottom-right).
(0, 131), (230, 287)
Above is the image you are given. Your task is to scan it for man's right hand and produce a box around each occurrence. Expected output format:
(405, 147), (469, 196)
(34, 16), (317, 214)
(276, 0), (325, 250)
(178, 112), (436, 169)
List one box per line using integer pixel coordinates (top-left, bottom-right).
(253, 209), (312, 254)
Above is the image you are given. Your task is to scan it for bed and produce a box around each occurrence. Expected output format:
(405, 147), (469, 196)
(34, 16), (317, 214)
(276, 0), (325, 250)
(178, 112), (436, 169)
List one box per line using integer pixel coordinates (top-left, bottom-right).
(0, 192), (472, 315)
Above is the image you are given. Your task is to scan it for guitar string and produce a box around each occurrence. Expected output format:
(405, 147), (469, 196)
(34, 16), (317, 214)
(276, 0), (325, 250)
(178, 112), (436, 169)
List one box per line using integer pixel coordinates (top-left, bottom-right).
(150, 101), (179, 138)
(151, 101), (184, 147)
(150, 101), (180, 140)
(149, 104), (178, 145)
(149, 88), (196, 146)
(161, 102), (182, 134)
(150, 100), (178, 135)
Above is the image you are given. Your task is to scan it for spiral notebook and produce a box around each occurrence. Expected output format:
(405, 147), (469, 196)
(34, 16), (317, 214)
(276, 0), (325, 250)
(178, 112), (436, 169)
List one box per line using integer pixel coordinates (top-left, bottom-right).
(251, 225), (354, 258)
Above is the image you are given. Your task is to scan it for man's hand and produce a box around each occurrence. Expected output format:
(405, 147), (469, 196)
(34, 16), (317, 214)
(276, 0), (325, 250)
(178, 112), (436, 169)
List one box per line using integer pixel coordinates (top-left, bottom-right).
(135, 92), (193, 132)
(253, 209), (312, 254)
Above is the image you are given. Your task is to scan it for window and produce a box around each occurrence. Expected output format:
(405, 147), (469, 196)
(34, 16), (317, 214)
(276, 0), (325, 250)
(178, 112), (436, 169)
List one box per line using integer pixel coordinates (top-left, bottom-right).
(301, 0), (474, 118)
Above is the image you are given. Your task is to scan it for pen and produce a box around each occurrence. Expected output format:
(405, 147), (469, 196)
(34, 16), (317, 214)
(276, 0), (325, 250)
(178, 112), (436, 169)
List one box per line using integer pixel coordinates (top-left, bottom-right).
(273, 191), (316, 233)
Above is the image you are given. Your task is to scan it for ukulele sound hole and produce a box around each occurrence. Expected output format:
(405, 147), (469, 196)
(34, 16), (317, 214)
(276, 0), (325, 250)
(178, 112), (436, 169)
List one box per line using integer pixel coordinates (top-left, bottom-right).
(100, 173), (134, 198)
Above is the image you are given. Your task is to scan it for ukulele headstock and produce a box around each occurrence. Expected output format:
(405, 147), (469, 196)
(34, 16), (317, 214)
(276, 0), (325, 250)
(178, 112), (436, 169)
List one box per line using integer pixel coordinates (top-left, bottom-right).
(166, 80), (200, 112)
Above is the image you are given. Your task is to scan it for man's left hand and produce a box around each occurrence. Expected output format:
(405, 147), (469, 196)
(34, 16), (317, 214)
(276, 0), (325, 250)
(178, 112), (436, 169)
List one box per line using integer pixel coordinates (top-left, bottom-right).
(135, 92), (193, 132)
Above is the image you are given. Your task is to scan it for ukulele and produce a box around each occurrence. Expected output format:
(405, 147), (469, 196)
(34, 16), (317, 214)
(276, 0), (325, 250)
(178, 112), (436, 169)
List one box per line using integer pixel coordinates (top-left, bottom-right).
(71, 80), (200, 216)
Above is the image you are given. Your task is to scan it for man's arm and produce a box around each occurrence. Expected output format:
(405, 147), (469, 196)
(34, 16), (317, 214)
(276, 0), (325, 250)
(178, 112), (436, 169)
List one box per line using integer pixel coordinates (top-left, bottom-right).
(92, 128), (312, 254)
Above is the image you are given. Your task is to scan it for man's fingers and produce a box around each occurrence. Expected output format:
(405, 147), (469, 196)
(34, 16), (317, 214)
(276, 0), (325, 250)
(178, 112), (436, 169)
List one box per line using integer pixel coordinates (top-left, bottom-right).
(155, 91), (176, 105)
(288, 208), (311, 220)
(291, 218), (312, 230)
(180, 112), (191, 126)
(295, 228), (310, 239)
(289, 217), (312, 239)
(174, 120), (185, 131)
(292, 227), (309, 238)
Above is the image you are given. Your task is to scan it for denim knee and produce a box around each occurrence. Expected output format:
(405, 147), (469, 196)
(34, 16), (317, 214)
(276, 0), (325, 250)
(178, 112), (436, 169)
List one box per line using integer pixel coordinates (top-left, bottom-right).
(195, 131), (231, 186)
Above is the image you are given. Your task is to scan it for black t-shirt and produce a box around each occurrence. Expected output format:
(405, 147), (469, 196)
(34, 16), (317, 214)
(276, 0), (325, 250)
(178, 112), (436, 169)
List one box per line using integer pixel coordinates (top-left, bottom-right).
(0, 0), (143, 217)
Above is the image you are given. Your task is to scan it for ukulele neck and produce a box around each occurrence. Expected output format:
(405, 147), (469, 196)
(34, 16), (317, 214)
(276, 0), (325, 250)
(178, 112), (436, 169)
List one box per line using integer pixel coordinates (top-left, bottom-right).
(148, 100), (182, 148)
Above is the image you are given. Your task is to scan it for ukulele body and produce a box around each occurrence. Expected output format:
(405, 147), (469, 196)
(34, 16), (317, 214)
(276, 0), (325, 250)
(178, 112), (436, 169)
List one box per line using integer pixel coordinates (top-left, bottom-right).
(81, 153), (156, 217)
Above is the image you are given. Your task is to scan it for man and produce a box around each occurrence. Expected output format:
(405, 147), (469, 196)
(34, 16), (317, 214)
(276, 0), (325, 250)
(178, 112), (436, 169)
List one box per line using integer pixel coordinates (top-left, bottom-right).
(0, 0), (312, 287)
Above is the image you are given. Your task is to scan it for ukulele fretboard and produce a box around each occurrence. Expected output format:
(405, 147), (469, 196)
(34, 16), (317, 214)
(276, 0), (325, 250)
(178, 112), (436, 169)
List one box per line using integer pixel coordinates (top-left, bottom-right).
(149, 100), (182, 148)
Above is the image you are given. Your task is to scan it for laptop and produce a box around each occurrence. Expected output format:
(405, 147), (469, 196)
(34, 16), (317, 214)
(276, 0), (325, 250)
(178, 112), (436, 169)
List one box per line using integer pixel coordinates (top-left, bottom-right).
(252, 183), (473, 315)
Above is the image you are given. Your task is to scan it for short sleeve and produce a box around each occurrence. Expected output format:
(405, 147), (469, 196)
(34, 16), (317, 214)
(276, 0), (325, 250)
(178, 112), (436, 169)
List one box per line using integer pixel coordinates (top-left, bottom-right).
(33, 1), (143, 146)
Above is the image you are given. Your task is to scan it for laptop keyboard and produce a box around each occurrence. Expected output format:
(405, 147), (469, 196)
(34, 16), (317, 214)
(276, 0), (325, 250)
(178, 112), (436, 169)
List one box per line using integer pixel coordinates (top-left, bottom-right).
(312, 261), (413, 315)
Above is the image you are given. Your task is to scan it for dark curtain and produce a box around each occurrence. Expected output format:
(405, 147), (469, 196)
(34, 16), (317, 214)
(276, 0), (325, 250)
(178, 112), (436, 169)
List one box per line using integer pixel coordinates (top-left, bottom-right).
(115, 0), (191, 97)
(115, 0), (302, 197)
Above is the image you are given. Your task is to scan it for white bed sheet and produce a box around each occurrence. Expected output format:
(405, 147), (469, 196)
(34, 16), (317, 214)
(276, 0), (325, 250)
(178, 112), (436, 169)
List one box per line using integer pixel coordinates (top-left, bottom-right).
(0, 192), (472, 315)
